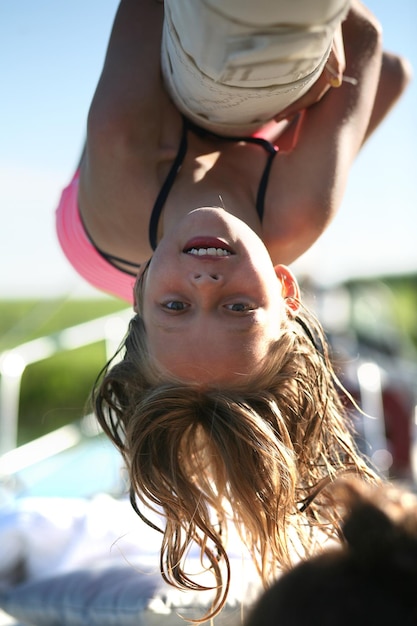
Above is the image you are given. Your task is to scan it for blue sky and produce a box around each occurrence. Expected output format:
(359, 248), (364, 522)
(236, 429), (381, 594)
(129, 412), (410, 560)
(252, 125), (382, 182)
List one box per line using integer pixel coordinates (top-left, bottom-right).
(1, 1), (416, 299)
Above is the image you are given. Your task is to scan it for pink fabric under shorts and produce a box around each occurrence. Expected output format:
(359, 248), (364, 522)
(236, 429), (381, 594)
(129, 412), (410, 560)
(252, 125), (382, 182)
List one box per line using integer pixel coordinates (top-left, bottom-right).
(55, 171), (136, 304)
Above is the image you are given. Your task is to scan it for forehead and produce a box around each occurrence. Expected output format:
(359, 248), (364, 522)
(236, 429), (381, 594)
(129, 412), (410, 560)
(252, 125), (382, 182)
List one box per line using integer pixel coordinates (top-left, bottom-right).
(146, 319), (274, 384)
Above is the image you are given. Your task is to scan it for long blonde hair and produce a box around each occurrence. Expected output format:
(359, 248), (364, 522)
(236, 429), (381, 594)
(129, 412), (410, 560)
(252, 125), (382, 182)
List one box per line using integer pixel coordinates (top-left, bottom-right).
(93, 303), (377, 620)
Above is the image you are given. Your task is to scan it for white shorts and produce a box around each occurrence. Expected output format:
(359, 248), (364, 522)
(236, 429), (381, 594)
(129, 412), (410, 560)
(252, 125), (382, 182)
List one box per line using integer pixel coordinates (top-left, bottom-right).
(161, 0), (351, 135)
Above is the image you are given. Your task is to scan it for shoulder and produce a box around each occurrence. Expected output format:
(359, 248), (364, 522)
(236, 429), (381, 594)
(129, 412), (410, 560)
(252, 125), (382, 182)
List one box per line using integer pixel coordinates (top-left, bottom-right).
(261, 143), (335, 266)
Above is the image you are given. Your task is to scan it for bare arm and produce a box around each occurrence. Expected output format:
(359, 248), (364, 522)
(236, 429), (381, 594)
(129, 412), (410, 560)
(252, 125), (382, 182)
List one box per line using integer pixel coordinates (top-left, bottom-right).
(362, 50), (412, 144)
(78, 0), (170, 256)
(265, 1), (411, 265)
(85, 0), (166, 153)
(79, 0), (167, 198)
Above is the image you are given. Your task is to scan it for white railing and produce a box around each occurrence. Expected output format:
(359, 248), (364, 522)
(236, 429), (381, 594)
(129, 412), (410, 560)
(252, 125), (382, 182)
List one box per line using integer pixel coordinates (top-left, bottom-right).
(356, 361), (392, 475)
(0, 308), (131, 455)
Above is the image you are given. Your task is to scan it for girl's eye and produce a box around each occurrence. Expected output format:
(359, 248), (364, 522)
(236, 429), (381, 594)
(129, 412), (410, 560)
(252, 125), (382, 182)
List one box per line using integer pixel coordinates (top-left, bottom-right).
(163, 301), (189, 311)
(224, 302), (254, 312)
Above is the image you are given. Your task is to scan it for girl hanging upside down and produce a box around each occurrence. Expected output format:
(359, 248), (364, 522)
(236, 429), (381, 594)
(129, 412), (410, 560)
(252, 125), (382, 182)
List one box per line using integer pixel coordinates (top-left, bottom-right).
(55, 0), (411, 620)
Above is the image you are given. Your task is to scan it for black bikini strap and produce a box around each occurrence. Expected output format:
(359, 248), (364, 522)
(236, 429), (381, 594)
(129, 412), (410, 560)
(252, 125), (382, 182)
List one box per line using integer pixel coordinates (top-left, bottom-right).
(92, 248), (141, 277)
(255, 147), (277, 221)
(79, 211), (141, 277)
(148, 116), (278, 248)
(148, 117), (189, 250)
(184, 118), (278, 221)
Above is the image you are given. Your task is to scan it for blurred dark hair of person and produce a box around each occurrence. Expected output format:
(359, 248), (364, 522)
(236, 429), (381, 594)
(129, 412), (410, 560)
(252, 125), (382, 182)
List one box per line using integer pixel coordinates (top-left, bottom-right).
(246, 478), (417, 626)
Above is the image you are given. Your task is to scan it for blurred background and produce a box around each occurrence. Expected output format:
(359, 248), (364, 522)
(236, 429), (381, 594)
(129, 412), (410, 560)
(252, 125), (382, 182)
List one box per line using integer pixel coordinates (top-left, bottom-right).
(0, 2), (416, 489)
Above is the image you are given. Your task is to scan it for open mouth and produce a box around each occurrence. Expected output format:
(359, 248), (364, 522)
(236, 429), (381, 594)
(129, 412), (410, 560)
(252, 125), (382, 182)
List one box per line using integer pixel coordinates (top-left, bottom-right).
(186, 247), (231, 257)
(183, 236), (234, 257)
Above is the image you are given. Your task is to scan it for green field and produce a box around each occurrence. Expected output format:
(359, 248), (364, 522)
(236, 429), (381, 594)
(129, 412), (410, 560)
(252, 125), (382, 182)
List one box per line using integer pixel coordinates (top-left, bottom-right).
(1, 273), (416, 447)
(0, 297), (128, 352)
(0, 297), (129, 445)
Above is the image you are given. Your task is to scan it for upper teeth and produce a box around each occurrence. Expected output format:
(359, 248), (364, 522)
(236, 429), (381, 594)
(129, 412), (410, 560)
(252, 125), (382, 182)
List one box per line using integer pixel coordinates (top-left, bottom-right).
(187, 247), (231, 256)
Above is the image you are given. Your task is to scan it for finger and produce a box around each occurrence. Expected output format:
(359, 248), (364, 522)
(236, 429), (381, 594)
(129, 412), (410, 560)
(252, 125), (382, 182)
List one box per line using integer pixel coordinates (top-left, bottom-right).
(332, 24), (346, 75)
(325, 25), (346, 88)
(325, 61), (343, 88)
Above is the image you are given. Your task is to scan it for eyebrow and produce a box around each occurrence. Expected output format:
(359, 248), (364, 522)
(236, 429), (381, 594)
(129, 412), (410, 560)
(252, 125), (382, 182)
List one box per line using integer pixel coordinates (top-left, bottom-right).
(150, 318), (258, 334)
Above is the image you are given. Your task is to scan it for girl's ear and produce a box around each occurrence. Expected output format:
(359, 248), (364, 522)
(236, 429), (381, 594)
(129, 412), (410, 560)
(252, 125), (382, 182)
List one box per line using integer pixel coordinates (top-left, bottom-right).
(274, 264), (300, 312)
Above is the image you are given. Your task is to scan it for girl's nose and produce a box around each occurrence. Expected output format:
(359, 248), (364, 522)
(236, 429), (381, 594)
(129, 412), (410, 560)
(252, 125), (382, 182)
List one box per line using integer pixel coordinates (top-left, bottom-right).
(190, 270), (222, 285)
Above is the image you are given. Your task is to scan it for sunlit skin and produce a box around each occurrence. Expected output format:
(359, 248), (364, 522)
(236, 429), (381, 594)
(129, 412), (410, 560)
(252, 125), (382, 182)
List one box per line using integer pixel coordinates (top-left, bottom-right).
(137, 207), (300, 384)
